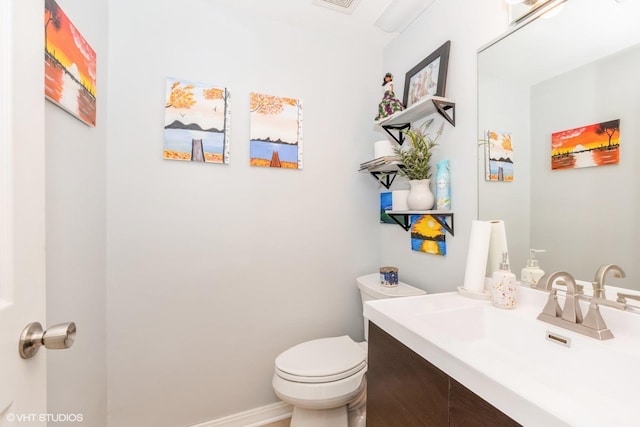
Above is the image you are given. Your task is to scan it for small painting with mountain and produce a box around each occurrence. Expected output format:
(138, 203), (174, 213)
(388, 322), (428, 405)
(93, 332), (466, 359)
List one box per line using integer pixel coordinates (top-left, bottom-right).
(486, 130), (514, 182)
(250, 92), (303, 169)
(164, 77), (230, 164)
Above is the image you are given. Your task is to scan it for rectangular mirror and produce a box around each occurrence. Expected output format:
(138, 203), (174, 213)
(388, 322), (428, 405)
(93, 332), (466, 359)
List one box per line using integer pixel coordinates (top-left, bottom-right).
(477, 0), (640, 290)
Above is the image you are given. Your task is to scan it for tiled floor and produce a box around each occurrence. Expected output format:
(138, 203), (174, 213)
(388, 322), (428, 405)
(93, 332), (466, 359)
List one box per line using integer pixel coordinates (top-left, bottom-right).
(262, 418), (291, 427)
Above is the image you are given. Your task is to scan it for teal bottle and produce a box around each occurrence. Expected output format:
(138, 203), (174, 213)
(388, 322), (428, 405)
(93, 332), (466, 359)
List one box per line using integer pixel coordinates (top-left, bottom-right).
(435, 159), (451, 210)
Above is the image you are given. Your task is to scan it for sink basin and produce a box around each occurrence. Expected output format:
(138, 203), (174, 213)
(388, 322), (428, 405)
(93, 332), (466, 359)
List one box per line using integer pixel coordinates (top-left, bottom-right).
(364, 285), (640, 426)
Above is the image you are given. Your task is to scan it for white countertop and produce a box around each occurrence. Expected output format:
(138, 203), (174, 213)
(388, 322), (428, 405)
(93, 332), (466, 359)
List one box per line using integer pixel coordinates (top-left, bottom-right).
(363, 284), (640, 427)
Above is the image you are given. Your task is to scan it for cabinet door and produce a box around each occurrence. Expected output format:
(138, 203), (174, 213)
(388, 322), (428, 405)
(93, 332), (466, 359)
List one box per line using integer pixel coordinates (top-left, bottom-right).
(449, 378), (521, 427)
(367, 322), (449, 427)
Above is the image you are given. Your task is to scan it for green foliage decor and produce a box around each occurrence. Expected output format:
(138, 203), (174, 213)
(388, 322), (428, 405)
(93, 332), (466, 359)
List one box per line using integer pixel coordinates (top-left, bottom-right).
(394, 119), (444, 180)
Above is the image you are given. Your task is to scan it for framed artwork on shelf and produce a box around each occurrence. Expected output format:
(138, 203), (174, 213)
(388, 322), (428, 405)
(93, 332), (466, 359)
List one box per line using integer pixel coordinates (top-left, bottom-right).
(402, 40), (451, 108)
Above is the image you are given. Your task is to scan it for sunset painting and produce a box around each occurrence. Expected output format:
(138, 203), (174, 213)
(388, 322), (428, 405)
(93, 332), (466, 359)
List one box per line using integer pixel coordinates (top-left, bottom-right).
(164, 77), (230, 164)
(45, 0), (96, 127)
(250, 92), (303, 169)
(410, 215), (446, 256)
(485, 130), (513, 182)
(551, 120), (620, 170)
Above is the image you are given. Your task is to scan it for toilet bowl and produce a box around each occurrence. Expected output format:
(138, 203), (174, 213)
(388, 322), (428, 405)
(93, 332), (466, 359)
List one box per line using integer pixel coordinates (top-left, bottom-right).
(272, 273), (425, 427)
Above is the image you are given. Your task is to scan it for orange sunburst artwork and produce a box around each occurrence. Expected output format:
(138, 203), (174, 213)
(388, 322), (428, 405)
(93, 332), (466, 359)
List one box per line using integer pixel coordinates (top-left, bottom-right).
(45, 0), (97, 127)
(551, 119), (620, 170)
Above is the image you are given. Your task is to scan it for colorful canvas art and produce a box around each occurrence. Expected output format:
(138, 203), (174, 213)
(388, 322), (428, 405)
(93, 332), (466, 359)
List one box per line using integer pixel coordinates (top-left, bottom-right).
(551, 120), (620, 170)
(250, 92), (303, 169)
(163, 77), (230, 164)
(380, 192), (394, 224)
(45, 0), (97, 127)
(410, 215), (446, 256)
(485, 130), (514, 182)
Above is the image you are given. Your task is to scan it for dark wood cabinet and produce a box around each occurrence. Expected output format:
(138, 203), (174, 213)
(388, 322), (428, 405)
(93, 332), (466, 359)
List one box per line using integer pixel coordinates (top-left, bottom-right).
(366, 322), (521, 427)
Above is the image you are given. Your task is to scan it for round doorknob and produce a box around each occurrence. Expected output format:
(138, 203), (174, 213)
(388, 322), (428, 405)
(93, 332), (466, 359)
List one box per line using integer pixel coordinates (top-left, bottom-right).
(19, 322), (77, 359)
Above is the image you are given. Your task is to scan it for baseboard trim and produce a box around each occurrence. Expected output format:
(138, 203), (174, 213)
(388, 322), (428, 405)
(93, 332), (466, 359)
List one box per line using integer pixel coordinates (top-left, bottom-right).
(189, 401), (293, 427)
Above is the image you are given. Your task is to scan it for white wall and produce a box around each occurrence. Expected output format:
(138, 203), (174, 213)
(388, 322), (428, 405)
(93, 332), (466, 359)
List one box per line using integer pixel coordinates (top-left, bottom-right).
(379, 0), (509, 293)
(45, 0), (108, 425)
(106, 0), (381, 425)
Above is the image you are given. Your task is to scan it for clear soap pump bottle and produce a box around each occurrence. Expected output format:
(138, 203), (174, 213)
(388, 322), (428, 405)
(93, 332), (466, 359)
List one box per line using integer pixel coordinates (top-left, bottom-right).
(491, 252), (516, 309)
(521, 249), (546, 287)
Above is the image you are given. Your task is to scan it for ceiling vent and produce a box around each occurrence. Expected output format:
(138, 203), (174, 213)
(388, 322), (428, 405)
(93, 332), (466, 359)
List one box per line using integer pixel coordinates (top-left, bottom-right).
(311, 0), (363, 14)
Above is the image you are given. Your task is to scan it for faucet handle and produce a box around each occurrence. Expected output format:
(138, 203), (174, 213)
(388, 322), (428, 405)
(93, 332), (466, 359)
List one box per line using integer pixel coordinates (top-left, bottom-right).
(617, 292), (640, 306)
(579, 294), (627, 310)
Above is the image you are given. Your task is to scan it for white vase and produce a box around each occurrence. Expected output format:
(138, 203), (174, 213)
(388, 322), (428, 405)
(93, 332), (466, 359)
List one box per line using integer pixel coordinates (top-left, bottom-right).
(407, 179), (435, 210)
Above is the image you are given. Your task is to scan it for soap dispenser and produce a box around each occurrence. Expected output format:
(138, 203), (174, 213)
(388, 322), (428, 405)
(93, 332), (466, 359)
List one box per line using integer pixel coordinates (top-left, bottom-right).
(520, 249), (546, 288)
(491, 252), (516, 309)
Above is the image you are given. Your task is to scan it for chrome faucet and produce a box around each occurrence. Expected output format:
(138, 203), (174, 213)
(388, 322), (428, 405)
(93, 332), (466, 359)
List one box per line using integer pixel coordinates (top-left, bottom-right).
(536, 271), (613, 340)
(592, 264), (626, 299)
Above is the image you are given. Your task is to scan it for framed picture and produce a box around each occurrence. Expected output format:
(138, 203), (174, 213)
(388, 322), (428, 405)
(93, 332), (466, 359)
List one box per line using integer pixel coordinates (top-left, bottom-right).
(402, 40), (450, 108)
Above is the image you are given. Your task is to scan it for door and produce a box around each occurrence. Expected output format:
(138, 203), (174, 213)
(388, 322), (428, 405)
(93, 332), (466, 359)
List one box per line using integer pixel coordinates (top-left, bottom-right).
(0, 0), (48, 424)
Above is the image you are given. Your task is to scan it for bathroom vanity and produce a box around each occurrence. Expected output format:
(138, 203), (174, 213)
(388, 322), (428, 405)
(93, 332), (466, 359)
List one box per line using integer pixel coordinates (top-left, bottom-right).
(363, 285), (640, 427)
(367, 322), (518, 426)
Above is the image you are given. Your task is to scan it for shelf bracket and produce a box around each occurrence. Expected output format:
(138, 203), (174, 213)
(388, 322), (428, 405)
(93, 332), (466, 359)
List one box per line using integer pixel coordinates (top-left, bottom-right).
(369, 171), (398, 189)
(387, 212), (455, 236)
(381, 123), (410, 145)
(433, 99), (455, 127)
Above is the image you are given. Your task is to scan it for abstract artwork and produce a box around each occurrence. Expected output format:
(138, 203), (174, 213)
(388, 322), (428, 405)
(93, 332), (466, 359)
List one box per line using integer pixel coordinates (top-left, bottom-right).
(551, 119), (620, 170)
(164, 77), (230, 164)
(250, 92), (303, 169)
(380, 192), (394, 224)
(485, 130), (514, 182)
(45, 0), (96, 127)
(410, 215), (446, 256)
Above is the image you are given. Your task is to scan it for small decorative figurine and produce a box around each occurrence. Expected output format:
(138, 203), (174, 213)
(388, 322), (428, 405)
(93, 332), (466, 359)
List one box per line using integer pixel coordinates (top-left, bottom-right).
(375, 72), (404, 121)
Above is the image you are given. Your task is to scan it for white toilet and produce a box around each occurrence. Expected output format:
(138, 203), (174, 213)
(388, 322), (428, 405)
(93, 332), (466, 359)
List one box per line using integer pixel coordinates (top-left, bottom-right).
(272, 273), (426, 427)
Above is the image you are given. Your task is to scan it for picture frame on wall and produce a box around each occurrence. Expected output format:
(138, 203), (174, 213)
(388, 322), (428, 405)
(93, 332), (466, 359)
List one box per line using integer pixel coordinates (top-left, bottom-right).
(402, 40), (451, 108)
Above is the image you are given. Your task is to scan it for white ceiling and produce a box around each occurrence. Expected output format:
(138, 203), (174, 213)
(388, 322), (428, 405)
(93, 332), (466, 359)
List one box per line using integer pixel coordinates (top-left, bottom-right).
(210, 0), (436, 47)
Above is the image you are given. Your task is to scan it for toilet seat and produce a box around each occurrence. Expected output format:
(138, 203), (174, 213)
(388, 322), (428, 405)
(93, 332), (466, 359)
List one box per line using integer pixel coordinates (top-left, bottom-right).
(275, 336), (366, 383)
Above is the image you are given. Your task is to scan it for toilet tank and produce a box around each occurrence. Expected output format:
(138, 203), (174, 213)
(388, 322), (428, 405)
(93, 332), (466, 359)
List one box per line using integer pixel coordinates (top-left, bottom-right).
(356, 273), (426, 340)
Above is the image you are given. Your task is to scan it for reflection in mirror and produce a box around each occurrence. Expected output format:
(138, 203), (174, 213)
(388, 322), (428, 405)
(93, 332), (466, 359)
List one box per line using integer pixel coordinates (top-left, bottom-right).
(477, 0), (640, 291)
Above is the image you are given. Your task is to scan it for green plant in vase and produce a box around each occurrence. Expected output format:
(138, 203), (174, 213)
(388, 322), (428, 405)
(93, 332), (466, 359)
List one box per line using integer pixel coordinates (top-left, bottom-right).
(394, 118), (444, 180)
(393, 119), (444, 210)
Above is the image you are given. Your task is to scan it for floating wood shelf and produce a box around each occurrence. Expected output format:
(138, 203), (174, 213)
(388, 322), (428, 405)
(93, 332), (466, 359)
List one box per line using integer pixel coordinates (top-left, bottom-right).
(359, 161), (403, 189)
(376, 96), (456, 144)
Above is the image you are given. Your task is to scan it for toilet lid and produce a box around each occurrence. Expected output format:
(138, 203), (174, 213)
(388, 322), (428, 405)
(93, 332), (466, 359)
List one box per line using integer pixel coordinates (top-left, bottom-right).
(275, 336), (367, 383)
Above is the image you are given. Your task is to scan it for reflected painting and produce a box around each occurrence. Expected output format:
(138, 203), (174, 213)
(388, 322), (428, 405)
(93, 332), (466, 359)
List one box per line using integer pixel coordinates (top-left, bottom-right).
(250, 92), (303, 169)
(163, 77), (230, 164)
(551, 119), (620, 170)
(44, 0), (96, 127)
(485, 130), (514, 182)
(410, 215), (446, 256)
